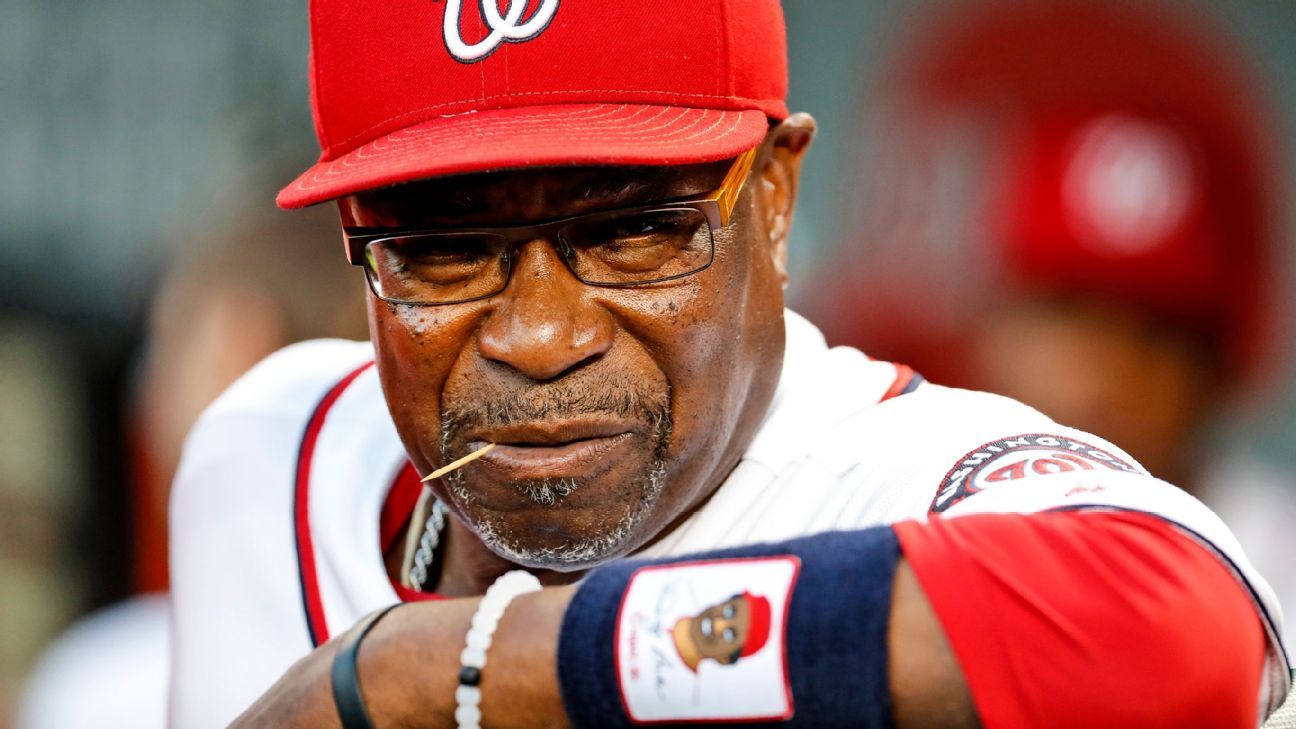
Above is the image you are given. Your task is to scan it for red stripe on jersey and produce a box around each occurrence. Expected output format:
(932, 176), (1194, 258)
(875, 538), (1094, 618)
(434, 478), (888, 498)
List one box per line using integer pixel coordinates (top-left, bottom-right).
(391, 581), (446, 603)
(880, 364), (917, 402)
(380, 463), (455, 600)
(294, 360), (376, 647)
(379, 462), (423, 555)
(894, 511), (1264, 729)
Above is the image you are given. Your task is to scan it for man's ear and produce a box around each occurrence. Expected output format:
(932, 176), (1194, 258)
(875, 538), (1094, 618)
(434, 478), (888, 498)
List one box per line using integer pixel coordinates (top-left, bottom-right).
(757, 113), (816, 288)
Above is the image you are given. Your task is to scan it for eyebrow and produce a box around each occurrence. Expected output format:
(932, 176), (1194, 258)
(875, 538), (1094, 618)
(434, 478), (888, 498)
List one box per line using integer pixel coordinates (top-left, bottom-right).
(355, 161), (727, 228)
(581, 178), (657, 203)
(578, 164), (711, 205)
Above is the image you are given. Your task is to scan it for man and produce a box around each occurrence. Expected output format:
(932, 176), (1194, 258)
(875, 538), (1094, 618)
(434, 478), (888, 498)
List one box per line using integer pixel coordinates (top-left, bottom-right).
(810, 0), (1296, 638)
(170, 1), (1290, 728)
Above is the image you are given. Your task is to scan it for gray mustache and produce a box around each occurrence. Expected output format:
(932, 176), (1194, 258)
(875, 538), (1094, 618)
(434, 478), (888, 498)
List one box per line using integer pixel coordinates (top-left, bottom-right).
(441, 384), (670, 432)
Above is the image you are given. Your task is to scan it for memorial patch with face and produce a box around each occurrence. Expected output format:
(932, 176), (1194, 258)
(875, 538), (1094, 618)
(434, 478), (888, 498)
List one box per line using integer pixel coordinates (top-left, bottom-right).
(614, 556), (800, 723)
(931, 433), (1143, 513)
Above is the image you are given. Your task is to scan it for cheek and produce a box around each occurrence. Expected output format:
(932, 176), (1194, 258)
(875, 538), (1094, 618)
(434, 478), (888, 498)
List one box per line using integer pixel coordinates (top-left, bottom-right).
(632, 287), (740, 371)
(369, 296), (482, 463)
(678, 232), (776, 415)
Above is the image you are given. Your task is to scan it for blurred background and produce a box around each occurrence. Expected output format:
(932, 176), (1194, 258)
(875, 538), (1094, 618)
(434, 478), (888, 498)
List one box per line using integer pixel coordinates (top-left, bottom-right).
(0, 0), (1293, 727)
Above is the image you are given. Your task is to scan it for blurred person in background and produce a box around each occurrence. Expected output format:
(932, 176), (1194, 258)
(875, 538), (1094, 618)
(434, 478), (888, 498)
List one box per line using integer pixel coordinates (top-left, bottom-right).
(128, 191), (368, 594)
(14, 189), (367, 729)
(808, 0), (1296, 631)
(0, 0), (322, 720)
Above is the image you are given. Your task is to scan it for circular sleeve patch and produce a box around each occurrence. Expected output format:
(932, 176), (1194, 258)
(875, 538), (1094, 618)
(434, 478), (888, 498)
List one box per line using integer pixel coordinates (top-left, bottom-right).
(930, 433), (1143, 513)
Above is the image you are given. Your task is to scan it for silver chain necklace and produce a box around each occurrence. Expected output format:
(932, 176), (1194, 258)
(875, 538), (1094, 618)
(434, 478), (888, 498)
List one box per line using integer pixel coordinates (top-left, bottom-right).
(407, 500), (447, 593)
(402, 444), (498, 593)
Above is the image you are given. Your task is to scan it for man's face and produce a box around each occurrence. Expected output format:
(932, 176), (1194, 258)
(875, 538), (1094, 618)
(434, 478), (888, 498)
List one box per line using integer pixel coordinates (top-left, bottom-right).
(342, 129), (805, 571)
(688, 595), (752, 666)
(971, 295), (1216, 482)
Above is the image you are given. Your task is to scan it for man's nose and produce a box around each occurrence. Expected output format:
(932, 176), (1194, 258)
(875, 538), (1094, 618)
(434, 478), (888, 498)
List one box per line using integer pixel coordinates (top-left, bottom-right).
(476, 240), (614, 381)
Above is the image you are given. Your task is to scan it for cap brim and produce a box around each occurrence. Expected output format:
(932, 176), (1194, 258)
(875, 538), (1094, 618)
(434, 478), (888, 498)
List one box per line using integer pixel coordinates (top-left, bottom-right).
(277, 104), (770, 209)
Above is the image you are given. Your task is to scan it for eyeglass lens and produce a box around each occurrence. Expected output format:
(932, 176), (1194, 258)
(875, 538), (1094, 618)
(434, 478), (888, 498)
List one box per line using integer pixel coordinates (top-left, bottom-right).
(364, 208), (713, 304)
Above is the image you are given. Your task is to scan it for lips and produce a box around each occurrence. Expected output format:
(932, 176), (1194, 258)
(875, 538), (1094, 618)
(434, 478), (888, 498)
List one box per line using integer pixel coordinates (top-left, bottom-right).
(462, 418), (638, 481)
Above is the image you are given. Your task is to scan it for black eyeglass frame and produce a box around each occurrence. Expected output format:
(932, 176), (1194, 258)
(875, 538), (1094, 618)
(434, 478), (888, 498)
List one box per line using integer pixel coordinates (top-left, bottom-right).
(342, 147), (759, 306)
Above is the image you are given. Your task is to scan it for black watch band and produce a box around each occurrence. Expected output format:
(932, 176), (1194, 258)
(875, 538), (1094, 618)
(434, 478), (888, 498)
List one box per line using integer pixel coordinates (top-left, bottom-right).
(331, 603), (403, 729)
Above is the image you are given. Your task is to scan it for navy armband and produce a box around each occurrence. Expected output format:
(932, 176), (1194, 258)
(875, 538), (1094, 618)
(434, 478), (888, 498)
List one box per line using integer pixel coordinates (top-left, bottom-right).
(558, 527), (899, 728)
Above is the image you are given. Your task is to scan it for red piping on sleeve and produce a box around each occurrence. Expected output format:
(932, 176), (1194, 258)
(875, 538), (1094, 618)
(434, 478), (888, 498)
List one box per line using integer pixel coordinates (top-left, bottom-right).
(881, 364), (921, 402)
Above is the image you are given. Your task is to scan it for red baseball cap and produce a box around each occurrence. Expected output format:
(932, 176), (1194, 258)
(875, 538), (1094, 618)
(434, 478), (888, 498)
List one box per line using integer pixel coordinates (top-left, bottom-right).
(277, 0), (789, 209)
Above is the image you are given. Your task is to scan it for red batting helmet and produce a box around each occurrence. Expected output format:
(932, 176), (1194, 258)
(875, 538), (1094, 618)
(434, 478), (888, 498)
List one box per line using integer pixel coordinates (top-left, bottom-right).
(817, 0), (1281, 389)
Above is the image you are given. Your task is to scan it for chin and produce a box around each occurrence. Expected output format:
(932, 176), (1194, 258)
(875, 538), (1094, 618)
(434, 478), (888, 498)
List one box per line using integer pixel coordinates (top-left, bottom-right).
(448, 459), (669, 571)
(480, 529), (637, 572)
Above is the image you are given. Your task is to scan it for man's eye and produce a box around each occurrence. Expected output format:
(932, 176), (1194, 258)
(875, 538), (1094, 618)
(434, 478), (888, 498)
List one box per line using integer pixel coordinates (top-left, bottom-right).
(574, 210), (702, 250)
(722, 627), (737, 643)
(392, 235), (497, 265)
(368, 233), (507, 291)
(610, 217), (672, 238)
(603, 213), (693, 245)
(563, 209), (708, 277)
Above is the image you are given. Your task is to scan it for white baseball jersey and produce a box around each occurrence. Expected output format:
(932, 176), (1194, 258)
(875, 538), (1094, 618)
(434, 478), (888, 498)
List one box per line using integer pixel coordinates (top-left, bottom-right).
(169, 310), (1291, 728)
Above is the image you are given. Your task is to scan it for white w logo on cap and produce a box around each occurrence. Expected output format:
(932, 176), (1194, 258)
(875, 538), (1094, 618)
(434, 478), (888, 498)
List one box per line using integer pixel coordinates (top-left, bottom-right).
(440, 0), (560, 63)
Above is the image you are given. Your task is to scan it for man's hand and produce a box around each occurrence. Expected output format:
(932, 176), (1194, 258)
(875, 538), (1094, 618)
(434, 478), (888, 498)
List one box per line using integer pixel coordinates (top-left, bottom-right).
(230, 588), (574, 729)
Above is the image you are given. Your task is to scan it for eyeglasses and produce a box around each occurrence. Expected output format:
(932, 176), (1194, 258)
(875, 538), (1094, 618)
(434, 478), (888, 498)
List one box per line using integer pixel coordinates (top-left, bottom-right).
(343, 148), (759, 306)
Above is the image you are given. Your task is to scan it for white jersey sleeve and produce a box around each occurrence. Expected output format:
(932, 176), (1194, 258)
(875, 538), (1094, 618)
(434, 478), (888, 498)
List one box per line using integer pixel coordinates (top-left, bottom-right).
(168, 339), (375, 729)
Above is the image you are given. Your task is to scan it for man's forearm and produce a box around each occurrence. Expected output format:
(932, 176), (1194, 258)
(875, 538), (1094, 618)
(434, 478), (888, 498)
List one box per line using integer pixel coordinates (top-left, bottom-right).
(359, 559), (973, 729)
(888, 561), (981, 729)
(359, 587), (575, 729)
(247, 511), (1262, 729)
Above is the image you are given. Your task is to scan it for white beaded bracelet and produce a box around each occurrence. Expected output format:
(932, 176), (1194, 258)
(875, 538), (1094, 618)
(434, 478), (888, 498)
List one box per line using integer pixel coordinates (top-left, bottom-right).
(455, 570), (543, 729)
